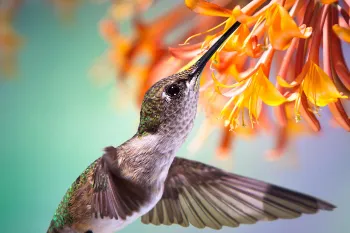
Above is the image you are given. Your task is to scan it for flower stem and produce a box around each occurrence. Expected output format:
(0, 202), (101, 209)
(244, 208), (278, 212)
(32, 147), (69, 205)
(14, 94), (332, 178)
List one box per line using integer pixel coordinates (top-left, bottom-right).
(337, 4), (349, 26)
(275, 37), (299, 127)
(308, 4), (330, 63)
(300, 93), (321, 132)
(278, 38), (298, 82)
(295, 0), (316, 76)
(323, 6), (350, 131)
(330, 5), (350, 91)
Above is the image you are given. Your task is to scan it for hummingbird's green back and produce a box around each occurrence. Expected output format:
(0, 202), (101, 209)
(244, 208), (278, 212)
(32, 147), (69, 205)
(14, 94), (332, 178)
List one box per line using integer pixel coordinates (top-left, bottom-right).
(48, 160), (98, 232)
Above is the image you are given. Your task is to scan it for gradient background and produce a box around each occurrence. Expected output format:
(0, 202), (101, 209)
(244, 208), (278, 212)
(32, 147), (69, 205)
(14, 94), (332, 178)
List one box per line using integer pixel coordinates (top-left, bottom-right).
(0, 1), (349, 233)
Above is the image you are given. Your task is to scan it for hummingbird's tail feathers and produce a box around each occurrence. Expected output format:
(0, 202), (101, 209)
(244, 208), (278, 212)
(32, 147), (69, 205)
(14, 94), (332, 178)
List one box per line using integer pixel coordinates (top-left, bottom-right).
(141, 157), (335, 229)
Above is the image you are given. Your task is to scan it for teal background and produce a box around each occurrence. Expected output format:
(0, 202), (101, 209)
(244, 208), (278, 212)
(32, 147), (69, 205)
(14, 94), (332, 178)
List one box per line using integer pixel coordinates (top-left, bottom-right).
(0, 1), (349, 233)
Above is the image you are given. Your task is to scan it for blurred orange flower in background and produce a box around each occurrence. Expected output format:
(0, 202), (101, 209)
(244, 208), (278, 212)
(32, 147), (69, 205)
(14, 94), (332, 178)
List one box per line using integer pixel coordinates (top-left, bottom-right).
(0, 0), (23, 78)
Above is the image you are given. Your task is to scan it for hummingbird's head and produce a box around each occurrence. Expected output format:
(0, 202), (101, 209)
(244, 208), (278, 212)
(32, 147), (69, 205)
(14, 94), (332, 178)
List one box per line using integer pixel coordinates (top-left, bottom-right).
(137, 65), (201, 139)
(137, 22), (241, 142)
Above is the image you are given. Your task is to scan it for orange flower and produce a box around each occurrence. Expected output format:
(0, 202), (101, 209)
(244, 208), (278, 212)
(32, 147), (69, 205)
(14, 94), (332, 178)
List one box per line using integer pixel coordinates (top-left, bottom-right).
(214, 66), (287, 129)
(222, 23), (264, 57)
(265, 3), (312, 50)
(183, 1), (312, 53)
(278, 60), (348, 117)
(0, 1), (23, 78)
(185, 0), (231, 17)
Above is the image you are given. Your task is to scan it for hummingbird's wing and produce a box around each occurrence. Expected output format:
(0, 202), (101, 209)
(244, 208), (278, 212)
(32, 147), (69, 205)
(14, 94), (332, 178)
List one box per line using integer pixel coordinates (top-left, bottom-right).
(92, 147), (147, 221)
(141, 157), (335, 229)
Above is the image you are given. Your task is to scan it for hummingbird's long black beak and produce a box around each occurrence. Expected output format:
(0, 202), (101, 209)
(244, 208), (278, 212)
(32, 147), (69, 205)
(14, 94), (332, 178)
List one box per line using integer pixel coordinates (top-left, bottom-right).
(190, 21), (241, 78)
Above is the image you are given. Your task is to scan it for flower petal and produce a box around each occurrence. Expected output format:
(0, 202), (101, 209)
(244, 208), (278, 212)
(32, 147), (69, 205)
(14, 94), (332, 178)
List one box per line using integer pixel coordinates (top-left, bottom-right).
(277, 75), (298, 88)
(320, 0), (338, 3)
(185, 0), (231, 17)
(259, 78), (287, 106)
(266, 3), (312, 50)
(302, 61), (348, 106)
(169, 43), (203, 60)
(221, 78), (252, 97)
(333, 24), (350, 43)
(230, 5), (261, 24)
(222, 23), (264, 57)
(211, 72), (244, 89)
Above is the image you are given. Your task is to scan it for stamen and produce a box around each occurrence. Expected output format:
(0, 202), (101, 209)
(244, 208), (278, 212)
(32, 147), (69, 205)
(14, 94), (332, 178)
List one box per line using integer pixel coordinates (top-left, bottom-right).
(180, 20), (227, 45)
(243, 15), (264, 49)
(241, 109), (246, 127)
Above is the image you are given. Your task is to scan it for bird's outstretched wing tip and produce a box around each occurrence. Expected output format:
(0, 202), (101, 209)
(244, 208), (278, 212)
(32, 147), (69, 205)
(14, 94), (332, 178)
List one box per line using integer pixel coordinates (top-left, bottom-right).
(318, 200), (336, 211)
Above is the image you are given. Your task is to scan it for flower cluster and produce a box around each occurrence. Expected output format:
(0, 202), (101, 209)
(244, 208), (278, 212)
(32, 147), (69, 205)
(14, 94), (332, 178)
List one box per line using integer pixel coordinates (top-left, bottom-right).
(171, 0), (350, 159)
(93, 0), (350, 159)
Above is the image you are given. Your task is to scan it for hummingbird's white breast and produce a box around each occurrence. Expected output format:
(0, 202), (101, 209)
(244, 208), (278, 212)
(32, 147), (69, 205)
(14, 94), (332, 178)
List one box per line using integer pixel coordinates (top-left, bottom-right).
(89, 134), (175, 233)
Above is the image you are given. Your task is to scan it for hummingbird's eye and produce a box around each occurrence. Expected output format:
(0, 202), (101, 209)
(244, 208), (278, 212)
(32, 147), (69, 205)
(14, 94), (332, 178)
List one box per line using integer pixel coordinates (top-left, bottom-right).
(165, 84), (181, 97)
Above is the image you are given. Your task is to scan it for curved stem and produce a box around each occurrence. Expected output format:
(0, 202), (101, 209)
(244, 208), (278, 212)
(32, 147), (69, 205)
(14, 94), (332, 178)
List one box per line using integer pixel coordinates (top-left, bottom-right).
(323, 7), (350, 131)
(292, 0), (320, 131)
(300, 93), (321, 132)
(308, 4), (330, 63)
(295, 0), (316, 76)
(331, 4), (350, 91)
(328, 102), (350, 131)
(278, 38), (299, 81)
(343, 0), (350, 25)
(275, 38), (299, 126)
(337, 4), (349, 26)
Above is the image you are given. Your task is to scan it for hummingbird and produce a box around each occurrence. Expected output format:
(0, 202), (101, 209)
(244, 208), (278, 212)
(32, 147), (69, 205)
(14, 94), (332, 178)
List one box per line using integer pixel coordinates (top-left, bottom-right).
(47, 22), (335, 233)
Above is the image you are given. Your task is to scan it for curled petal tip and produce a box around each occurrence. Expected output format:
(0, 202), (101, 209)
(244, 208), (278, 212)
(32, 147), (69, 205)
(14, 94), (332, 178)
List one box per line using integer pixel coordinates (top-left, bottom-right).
(185, 0), (232, 17)
(320, 0), (339, 4)
(266, 3), (313, 50)
(299, 94), (321, 132)
(332, 24), (350, 42)
(169, 44), (202, 60)
(328, 101), (350, 131)
(277, 75), (298, 88)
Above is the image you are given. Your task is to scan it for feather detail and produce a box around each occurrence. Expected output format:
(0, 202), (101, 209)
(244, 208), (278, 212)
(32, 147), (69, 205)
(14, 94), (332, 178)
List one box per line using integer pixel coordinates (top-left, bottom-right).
(141, 157), (335, 229)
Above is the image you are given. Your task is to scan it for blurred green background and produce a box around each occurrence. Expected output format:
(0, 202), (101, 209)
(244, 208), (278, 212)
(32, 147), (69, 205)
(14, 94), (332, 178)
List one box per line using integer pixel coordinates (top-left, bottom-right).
(0, 1), (349, 233)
